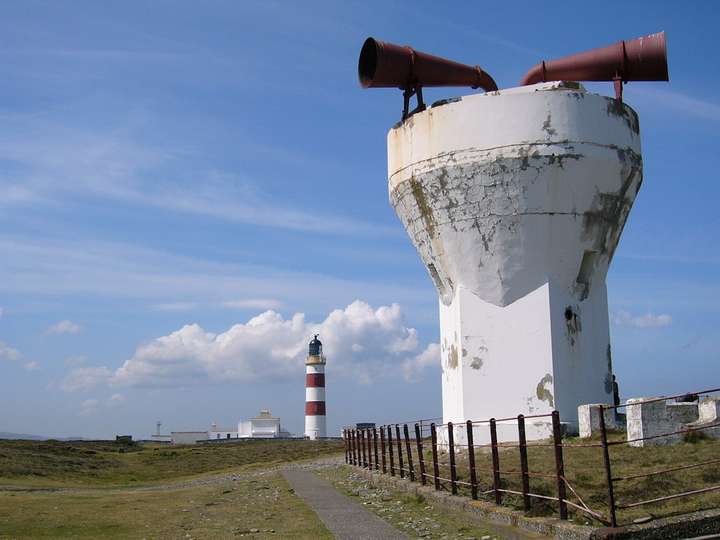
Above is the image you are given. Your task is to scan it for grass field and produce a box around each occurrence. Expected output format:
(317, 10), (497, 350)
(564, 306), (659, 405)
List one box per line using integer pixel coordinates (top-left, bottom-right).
(0, 438), (343, 487)
(417, 431), (720, 526)
(0, 438), (343, 539)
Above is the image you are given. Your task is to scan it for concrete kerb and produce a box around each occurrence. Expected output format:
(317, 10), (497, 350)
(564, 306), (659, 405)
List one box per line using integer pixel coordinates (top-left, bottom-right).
(353, 467), (720, 540)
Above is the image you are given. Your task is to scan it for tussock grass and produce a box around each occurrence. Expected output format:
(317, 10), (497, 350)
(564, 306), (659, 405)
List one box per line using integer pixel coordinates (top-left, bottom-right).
(0, 438), (343, 487)
(422, 432), (720, 525)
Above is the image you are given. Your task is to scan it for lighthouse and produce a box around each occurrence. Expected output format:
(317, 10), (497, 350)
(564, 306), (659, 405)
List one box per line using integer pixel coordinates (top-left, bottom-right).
(304, 335), (326, 439)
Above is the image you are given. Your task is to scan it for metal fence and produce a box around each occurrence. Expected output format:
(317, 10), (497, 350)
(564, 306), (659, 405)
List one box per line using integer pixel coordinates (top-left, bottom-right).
(342, 387), (720, 528)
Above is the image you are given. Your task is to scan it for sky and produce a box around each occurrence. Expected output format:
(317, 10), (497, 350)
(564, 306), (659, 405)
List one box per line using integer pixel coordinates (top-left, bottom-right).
(1, 1), (719, 439)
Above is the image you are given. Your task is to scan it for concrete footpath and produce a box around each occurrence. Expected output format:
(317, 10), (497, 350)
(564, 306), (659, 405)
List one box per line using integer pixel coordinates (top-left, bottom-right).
(282, 469), (408, 540)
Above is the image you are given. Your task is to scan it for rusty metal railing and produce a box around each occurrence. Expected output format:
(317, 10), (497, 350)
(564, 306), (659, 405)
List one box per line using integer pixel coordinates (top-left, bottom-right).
(342, 386), (720, 528)
(597, 387), (720, 527)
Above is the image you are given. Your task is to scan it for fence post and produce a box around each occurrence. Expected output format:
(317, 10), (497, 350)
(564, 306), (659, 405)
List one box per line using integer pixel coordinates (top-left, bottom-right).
(466, 420), (478, 500)
(552, 411), (568, 520)
(403, 424), (415, 481)
(599, 405), (618, 527)
(415, 423), (427, 485)
(362, 429), (368, 468)
(370, 429), (375, 470)
(490, 418), (502, 505)
(430, 423), (440, 490)
(388, 425), (395, 476)
(395, 424), (405, 479)
(350, 430), (356, 465)
(373, 428), (379, 470)
(346, 430), (351, 464)
(448, 422), (458, 495)
(517, 414), (531, 511)
(380, 426), (387, 473)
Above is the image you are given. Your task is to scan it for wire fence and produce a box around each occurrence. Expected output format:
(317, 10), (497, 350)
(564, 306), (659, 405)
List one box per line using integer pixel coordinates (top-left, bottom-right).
(342, 387), (720, 528)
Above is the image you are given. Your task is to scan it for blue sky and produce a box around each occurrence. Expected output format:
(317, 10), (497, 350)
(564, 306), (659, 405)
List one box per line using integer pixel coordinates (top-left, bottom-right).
(1, 1), (718, 439)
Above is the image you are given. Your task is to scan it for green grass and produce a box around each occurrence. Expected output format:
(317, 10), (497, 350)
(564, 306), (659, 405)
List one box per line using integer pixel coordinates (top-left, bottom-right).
(0, 472), (333, 539)
(0, 438), (344, 487)
(0, 439), (343, 538)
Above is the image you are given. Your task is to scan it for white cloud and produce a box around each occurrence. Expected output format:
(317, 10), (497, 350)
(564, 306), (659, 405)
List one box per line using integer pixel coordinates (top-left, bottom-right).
(0, 119), (395, 237)
(0, 235), (431, 321)
(79, 399), (99, 416)
(222, 299), (284, 310)
(612, 310), (672, 328)
(107, 393), (126, 406)
(0, 307), (4, 318)
(152, 302), (197, 312)
(0, 341), (20, 361)
(401, 343), (441, 382)
(64, 355), (86, 367)
(632, 87), (720, 123)
(61, 366), (113, 392)
(63, 300), (433, 390)
(23, 361), (40, 371)
(47, 320), (82, 335)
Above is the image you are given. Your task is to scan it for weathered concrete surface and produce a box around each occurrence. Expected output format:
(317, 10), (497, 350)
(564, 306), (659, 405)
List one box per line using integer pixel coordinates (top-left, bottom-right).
(626, 397), (700, 447)
(627, 396), (720, 446)
(282, 468), (408, 539)
(578, 403), (622, 438)
(387, 82), (643, 439)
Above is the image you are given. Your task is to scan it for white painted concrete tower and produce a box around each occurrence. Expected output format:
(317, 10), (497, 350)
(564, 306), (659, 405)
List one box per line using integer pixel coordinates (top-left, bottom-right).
(305, 334), (327, 439)
(388, 82), (642, 440)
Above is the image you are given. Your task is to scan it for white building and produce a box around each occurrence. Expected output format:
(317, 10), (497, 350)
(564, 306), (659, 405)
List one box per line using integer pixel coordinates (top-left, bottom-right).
(239, 409), (289, 438)
(170, 410), (291, 444)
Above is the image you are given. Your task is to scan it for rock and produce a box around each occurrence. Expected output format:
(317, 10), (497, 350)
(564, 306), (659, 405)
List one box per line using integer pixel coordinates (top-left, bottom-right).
(250, 528), (260, 533)
(481, 536), (492, 540)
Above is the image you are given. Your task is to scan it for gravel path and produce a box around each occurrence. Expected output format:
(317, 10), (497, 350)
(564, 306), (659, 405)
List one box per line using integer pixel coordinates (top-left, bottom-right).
(283, 468), (409, 540)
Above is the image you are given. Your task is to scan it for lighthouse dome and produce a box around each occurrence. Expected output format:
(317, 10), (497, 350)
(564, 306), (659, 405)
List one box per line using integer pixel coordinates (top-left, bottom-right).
(308, 334), (322, 356)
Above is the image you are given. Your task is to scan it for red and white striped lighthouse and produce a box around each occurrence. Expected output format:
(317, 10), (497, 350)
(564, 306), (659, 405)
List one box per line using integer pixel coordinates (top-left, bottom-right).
(305, 334), (326, 439)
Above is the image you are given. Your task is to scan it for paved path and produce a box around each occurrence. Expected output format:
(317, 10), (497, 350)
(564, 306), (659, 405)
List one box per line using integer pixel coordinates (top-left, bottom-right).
(282, 468), (409, 540)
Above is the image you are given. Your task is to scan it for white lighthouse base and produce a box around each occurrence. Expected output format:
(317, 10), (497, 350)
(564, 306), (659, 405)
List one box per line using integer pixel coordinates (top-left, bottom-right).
(305, 415), (326, 440)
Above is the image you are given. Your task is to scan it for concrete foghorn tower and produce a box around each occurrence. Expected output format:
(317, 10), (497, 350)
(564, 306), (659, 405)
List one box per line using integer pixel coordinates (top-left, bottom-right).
(388, 82), (643, 440)
(305, 335), (327, 439)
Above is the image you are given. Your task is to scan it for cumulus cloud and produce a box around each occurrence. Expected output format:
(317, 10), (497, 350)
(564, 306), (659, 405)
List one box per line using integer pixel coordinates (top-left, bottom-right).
(401, 343), (441, 382)
(61, 366), (113, 392)
(0, 341), (20, 361)
(222, 299), (284, 310)
(23, 361), (40, 371)
(47, 320), (82, 335)
(62, 300), (434, 390)
(612, 310), (672, 328)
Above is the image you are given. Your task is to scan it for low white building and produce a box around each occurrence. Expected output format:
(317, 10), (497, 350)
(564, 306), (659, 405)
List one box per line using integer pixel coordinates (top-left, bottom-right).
(171, 431), (209, 445)
(171, 410), (292, 444)
(239, 409), (287, 438)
